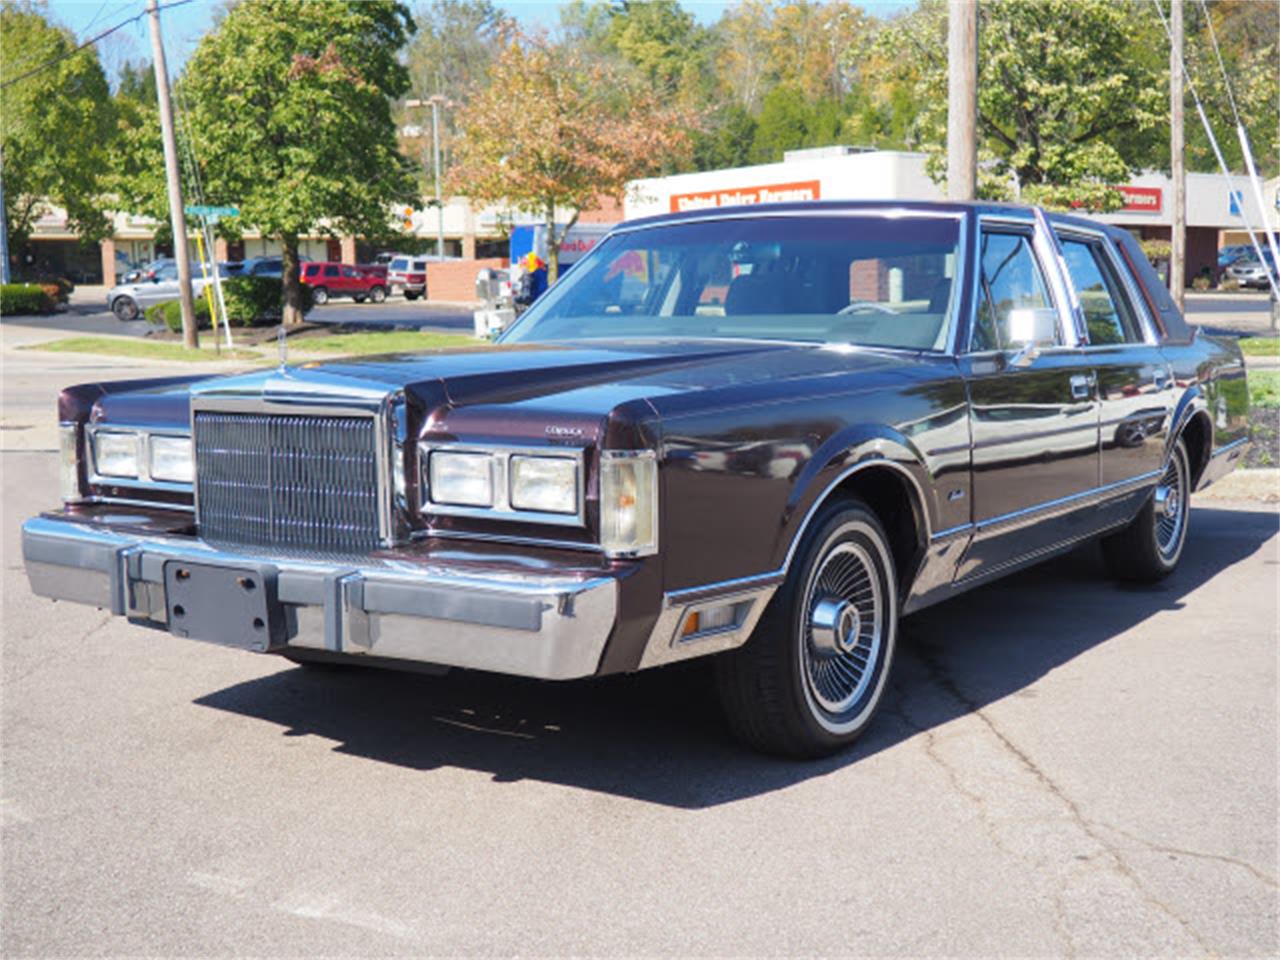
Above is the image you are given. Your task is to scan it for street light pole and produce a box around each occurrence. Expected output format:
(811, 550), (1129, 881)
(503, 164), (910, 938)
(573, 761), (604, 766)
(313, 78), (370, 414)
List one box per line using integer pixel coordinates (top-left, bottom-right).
(430, 94), (446, 259)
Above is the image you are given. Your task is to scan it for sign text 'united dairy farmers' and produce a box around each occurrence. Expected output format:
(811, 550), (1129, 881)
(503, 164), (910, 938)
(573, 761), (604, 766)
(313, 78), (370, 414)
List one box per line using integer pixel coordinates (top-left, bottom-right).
(670, 180), (821, 213)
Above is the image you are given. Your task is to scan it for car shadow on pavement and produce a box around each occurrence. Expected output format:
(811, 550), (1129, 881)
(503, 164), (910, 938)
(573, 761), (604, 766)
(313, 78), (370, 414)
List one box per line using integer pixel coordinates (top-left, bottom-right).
(194, 506), (1277, 808)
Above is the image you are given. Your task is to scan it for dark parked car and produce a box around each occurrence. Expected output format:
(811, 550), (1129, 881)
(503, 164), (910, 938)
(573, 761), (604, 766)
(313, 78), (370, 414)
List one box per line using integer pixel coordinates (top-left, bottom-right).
(22, 202), (1249, 757)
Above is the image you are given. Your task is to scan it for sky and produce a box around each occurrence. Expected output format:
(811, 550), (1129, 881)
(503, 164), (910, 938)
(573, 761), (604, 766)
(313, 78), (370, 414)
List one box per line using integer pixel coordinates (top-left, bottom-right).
(46, 0), (915, 77)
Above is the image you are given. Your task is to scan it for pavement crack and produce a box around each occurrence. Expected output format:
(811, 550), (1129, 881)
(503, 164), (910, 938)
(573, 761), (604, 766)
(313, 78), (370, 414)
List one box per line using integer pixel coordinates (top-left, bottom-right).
(1095, 820), (1278, 889)
(905, 638), (1217, 957)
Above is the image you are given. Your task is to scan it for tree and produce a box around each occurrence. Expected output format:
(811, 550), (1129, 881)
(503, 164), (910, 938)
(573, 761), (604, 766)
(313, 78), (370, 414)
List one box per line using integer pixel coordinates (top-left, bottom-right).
(448, 32), (695, 282)
(0, 3), (115, 270)
(180, 0), (417, 324)
(882, 0), (1166, 210)
(401, 0), (511, 188)
(749, 83), (845, 163)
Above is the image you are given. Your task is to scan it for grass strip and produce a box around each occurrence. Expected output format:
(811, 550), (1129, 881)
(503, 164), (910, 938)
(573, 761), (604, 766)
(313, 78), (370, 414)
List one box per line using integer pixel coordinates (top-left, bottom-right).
(1238, 337), (1280, 358)
(24, 336), (260, 362)
(298, 330), (479, 354)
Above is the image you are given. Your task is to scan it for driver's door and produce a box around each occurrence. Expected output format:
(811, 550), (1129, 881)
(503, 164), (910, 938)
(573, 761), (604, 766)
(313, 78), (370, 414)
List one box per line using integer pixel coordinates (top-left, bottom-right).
(957, 222), (1100, 582)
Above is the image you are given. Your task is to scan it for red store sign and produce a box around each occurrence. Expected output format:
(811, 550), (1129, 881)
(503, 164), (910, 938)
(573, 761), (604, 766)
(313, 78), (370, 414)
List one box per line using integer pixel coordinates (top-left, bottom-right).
(1116, 185), (1162, 213)
(670, 179), (822, 213)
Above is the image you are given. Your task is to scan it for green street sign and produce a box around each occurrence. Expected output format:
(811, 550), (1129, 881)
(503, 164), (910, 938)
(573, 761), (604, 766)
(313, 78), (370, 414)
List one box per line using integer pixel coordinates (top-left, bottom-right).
(185, 205), (239, 219)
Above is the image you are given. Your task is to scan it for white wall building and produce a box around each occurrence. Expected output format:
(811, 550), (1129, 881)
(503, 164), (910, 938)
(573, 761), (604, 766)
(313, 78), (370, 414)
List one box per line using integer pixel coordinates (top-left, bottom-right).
(627, 148), (1279, 283)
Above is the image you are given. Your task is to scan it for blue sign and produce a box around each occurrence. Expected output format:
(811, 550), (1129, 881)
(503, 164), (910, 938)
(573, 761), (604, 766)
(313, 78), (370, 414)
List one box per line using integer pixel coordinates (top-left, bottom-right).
(1229, 191), (1244, 217)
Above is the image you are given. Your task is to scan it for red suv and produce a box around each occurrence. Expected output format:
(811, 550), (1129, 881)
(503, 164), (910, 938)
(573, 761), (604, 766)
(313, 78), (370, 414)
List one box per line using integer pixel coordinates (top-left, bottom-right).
(300, 262), (388, 305)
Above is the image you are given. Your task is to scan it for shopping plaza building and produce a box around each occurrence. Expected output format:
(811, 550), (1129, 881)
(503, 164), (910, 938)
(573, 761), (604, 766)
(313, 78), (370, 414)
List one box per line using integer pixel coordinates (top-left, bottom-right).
(16, 147), (1278, 289)
(627, 147), (1280, 282)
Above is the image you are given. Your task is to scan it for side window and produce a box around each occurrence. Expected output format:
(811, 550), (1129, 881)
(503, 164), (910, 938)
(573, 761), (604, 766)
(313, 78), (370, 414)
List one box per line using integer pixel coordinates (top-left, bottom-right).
(1059, 237), (1144, 345)
(324, 265), (340, 278)
(971, 230), (1057, 352)
(342, 267), (359, 278)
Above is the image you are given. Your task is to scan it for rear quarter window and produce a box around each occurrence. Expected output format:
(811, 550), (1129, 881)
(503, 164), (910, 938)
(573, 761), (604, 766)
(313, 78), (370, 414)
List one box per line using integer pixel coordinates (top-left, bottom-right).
(390, 258), (408, 271)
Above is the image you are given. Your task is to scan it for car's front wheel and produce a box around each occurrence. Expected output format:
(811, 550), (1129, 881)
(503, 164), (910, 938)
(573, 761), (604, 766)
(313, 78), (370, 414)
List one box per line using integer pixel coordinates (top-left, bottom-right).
(112, 296), (139, 321)
(311, 286), (329, 305)
(352, 293), (366, 303)
(716, 498), (898, 758)
(1102, 436), (1191, 582)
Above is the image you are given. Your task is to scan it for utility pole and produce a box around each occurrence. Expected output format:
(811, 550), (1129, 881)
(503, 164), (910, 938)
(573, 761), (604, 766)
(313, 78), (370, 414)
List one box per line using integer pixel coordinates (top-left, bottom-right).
(1170, 0), (1186, 310)
(947, 0), (978, 202)
(147, 0), (198, 347)
(0, 154), (10, 285)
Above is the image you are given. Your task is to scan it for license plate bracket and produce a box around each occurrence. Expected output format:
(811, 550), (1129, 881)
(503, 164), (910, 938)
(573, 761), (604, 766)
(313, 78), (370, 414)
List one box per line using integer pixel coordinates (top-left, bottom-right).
(163, 560), (284, 651)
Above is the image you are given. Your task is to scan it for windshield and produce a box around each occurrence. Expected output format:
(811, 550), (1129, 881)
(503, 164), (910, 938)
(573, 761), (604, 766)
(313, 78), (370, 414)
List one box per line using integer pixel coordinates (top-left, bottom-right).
(501, 214), (963, 350)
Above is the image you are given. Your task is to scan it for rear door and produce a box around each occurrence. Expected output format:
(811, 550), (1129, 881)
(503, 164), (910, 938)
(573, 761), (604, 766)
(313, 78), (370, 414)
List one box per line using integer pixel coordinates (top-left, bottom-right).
(957, 217), (1100, 582)
(1054, 227), (1173, 491)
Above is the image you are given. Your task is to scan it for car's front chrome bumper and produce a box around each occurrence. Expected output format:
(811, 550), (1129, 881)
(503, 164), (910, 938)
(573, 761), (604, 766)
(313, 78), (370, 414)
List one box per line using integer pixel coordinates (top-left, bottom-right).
(21, 516), (618, 680)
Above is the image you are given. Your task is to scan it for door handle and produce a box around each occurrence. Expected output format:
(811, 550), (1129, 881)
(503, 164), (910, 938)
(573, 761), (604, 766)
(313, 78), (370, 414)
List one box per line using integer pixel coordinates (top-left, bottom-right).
(1069, 373), (1094, 400)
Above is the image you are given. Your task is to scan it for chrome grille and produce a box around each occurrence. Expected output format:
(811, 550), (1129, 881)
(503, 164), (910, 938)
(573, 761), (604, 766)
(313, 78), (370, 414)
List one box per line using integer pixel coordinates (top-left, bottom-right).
(194, 411), (382, 551)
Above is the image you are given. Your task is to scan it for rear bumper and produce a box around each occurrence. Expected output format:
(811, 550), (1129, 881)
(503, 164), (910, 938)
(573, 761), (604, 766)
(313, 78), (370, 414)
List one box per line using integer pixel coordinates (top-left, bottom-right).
(21, 515), (618, 680)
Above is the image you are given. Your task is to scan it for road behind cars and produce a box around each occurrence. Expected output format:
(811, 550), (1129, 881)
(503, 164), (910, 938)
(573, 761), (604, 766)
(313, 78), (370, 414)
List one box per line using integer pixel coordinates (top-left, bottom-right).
(1, 346), (1276, 956)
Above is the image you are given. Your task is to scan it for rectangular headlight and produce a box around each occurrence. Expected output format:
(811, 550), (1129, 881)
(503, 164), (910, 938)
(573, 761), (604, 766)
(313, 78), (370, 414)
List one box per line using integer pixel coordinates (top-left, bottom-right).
(509, 455), (578, 514)
(149, 435), (193, 483)
(599, 451), (658, 556)
(59, 423), (82, 503)
(429, 451), (493, 507)
(93, 431), (140, 478)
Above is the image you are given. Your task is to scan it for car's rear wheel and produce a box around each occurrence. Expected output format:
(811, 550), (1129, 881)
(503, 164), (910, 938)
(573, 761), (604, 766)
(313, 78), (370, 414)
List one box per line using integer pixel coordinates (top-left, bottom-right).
(112, 296), (139, 321)
(403, 290), (419, 301)
(311, 286), (329, 305)
(715, 498), (898, 758)
(369, 285), (387, 303)
(1102, 436), (1191, 582)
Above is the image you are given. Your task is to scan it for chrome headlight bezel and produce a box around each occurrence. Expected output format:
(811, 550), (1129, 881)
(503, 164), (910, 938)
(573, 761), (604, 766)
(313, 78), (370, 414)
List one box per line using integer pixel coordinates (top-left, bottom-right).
(420, 444), (586, 527)
(87, 426), (194, 492)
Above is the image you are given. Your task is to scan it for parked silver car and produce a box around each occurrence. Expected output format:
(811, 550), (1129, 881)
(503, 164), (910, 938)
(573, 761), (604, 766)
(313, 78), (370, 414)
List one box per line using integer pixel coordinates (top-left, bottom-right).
(1224, 250), (1277, 290)
(107, 263), (224, 321)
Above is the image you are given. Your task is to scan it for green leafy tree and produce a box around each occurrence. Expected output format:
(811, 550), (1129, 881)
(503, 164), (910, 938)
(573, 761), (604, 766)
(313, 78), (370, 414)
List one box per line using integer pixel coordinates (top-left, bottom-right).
(449, 32), (695, 281)
(749, 83), (845, 163)
(180, 0), (417, 324)
(882, 0), (1166, 210)
(0, 2), (115, 271)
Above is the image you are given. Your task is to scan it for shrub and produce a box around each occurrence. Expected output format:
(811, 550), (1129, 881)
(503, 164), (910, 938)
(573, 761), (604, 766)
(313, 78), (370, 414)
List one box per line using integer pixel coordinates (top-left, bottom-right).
(145, 298), (213, 332)
(1191, 274), (1212, 292)
(0, 283), (56, 315)
(1139, 238), (1171, 265)
(221, 276), (314, 326)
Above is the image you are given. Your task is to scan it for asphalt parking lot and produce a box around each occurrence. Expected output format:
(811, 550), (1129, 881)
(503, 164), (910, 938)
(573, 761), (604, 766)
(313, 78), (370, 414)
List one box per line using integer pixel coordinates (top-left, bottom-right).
(2, 337), (1277, 956)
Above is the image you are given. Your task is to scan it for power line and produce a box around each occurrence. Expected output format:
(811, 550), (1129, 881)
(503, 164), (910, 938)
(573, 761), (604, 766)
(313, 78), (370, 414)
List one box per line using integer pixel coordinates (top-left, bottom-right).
(0, 0), (192, 91)
(1195, 0), (1243, 125)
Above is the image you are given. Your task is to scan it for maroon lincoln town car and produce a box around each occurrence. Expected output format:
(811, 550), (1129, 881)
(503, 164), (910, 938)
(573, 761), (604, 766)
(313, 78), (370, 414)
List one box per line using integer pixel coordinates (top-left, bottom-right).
(22, 202), (1249, 757)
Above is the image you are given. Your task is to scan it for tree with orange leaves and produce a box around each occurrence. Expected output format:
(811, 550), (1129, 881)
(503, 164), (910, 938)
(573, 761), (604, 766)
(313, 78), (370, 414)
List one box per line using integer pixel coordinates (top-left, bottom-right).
(448, 32), (696, 282)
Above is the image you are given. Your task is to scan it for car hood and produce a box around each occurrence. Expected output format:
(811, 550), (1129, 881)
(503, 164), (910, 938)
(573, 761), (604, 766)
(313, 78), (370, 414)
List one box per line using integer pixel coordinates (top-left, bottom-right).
(91, 339), (935, 445)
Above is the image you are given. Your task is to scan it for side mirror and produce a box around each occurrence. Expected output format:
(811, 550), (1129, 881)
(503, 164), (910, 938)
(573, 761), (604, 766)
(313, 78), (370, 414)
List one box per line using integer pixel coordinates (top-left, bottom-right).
(1005, 307), (1058, 368)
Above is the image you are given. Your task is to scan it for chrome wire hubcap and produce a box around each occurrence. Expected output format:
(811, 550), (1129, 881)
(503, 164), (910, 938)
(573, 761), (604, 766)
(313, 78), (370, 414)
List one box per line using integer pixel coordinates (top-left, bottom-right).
(1155, 454), (1186, 558)
(803, 542), (882, 714)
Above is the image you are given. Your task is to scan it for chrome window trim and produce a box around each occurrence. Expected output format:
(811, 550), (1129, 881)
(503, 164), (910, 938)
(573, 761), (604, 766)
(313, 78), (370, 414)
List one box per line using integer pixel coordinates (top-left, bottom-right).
(189, 394), (399, 548)
(607, 207), (968, 237)
(420, 442), (587, 528)
(506, 209), (968, 358)
(86, 424), (194, 493)
(967, 214), (1079, 354)
(1051, 224), (1161, 346)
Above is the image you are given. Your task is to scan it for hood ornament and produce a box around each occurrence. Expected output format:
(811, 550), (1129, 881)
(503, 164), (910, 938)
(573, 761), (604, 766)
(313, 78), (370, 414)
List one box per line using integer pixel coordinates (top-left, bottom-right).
(277, 326), (288, 371)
